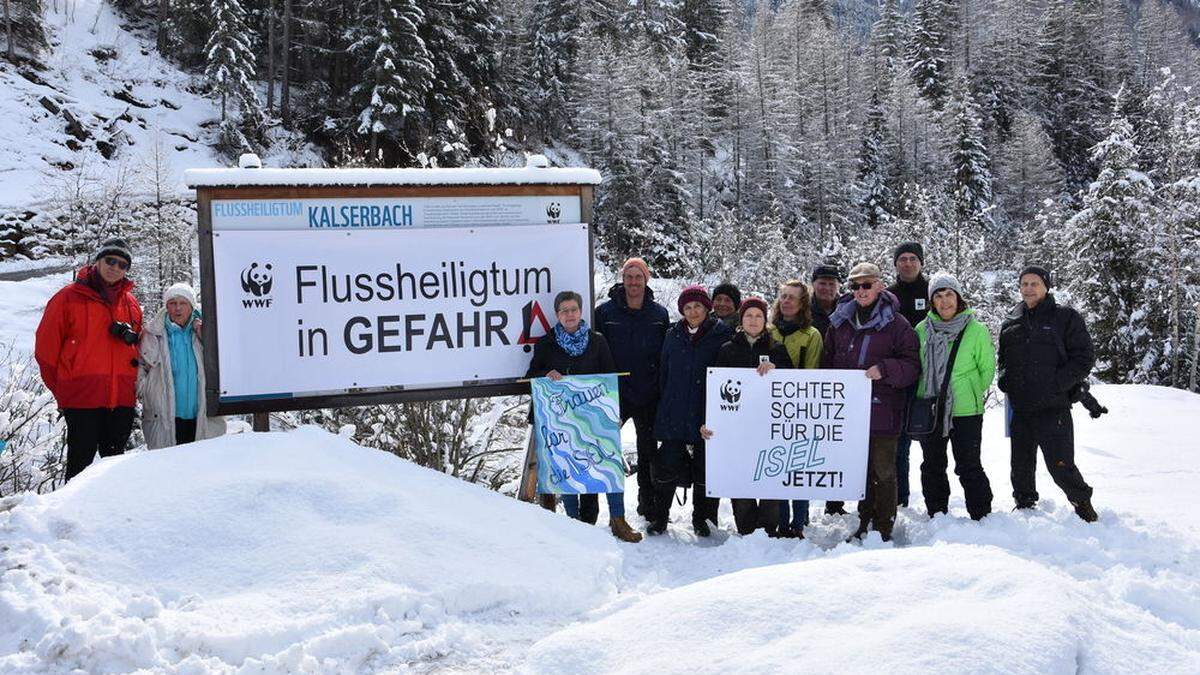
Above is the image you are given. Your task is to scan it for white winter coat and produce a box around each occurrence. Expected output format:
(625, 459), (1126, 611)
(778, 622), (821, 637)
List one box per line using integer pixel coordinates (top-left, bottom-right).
(137, 308), (226, 449)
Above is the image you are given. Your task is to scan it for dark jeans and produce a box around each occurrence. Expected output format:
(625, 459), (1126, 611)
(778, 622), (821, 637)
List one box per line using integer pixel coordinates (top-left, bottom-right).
(623, 402), (658, 516)
(733, 499), (782, 535)
(895, 432), (913, 506)
(175, 417), (197, 445)
(1011, 408), (1093, 507)
(919, 415), (992, 520)
(857, 435), (899, 538)
(562, 492), (625, 520)
(778, 500), (811, 529)
(63, 407), (134, 481)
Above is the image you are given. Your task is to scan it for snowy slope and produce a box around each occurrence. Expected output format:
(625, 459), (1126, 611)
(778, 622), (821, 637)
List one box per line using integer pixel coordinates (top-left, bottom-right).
(2, 385), (1199, 673)
(0, 0), (228, 208)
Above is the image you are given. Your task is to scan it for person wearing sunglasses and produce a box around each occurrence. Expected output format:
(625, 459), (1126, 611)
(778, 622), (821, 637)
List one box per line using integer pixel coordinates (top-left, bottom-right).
(35, 237), (144, 482)
(822, 262), (920, 543)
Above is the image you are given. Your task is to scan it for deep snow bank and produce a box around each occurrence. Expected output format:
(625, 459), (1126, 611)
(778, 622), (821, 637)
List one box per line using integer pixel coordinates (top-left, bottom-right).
(0, 427), (622, 672)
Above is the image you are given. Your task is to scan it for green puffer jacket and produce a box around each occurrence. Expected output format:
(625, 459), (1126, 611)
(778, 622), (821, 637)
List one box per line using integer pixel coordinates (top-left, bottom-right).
(915, 309), (997, 417)
(767, 323), (823, 369)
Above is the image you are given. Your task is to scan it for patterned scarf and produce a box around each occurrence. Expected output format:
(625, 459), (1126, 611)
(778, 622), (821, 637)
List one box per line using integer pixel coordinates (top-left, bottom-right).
(554, 320), (591, 357)
(923, 312), (972, 437)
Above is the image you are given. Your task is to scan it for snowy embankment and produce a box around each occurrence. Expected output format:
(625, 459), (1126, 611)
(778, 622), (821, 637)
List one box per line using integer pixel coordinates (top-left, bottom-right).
(2, 386), (1199, 673)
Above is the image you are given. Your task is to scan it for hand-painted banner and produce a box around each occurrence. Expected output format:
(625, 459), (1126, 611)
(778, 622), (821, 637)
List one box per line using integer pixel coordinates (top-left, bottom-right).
(531, 374), (624, 495)
(704, 367), (871, 500)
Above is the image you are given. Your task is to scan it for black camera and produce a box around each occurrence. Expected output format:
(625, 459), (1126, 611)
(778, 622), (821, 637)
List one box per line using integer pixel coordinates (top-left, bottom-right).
(1070, 381), (1108, 419)
(109, 321), (139, 345)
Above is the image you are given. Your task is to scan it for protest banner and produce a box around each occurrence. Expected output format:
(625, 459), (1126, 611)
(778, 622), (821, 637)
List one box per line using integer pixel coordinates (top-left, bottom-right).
(704, 367), (871, 500)
(530, 374), (624, 495)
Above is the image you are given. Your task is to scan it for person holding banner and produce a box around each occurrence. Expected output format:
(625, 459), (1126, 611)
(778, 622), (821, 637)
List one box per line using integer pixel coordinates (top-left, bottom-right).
(526, 290), (642, 543)
(823, 263), (920, 543)
(913, 274), (995, 521)
(651, 285), (733, 536)
(138, 283), (227, 449)
(701, 296), (791, 537)
(594, 258), (670, 519)
(767, 280), (827, 536)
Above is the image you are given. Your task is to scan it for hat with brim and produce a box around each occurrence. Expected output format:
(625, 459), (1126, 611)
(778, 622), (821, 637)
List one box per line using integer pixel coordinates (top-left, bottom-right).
(847, 262), (882, 282)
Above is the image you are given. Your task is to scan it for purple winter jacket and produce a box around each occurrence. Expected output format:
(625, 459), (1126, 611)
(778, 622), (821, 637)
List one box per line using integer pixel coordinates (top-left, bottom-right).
(821, 291), (921, 436)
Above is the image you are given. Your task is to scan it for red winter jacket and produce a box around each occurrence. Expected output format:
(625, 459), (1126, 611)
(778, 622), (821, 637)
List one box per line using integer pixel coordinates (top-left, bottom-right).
(35, 266), (143, 409)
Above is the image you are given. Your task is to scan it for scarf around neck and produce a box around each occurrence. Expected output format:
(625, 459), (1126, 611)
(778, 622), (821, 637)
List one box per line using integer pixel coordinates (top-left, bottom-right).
(923, 311), (972, 437)
(554, 320), (590, 357)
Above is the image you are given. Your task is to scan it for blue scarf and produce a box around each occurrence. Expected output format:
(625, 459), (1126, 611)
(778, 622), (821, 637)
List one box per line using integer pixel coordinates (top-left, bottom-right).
(554, 320), (590, 357)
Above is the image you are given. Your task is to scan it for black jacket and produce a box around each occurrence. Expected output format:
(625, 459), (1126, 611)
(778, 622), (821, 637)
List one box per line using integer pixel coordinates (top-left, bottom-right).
(525, 329), (616, 379)
(716, 331), (793, 370)
(812, 301), (834, 339)
(594, 284), (670, 408)
(654, 317), (734, 442)
(887, 275), (930, 330)
(998, 295), (1095, 413)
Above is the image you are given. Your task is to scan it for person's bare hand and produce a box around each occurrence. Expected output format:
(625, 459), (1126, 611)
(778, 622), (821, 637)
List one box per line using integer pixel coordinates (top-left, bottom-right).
(547, 370), (564, 381)
(756, 362), (775, 376)
(865, 365), (883, 380)
(700, 424), (713, 440)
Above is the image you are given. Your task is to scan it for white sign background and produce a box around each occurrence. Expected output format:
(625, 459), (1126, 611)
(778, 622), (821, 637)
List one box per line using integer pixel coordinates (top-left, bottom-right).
(211, 224), (591, 400)
(705, 367), (871, 500)
(211, 195), (581, 230)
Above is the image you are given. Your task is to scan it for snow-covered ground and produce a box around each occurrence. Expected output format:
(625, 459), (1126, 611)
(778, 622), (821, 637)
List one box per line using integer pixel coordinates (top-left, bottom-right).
(0, 270), (74, 353)
(2, 383), (1198, 673)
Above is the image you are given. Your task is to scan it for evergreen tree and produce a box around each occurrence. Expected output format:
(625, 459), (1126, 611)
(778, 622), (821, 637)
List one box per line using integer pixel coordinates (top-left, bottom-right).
(908, 0), (952, 108)
(525, 0), (583, 140)
(351, 0), (433, 164)
(947, 80), (995, 236)
(204, 0), (264, 151)
(855, 89), (895, 229)
(1065, 91), (1159, 382)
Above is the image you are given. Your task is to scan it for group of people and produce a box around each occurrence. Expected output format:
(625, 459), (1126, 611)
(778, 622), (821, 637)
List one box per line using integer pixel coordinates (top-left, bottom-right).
(35, 238), (225, 482)
(528, 243), (1101, 544)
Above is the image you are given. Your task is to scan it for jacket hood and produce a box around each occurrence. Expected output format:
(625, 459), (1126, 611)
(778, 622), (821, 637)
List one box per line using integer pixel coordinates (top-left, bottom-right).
(830, 289), (901, 330)
(71, 265), (135, 303)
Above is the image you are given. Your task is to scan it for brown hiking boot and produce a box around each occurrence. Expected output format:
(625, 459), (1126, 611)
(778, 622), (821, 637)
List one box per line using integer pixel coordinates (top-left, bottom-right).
(1073, 500), (1098, 523)
(610, 517), (643, 543)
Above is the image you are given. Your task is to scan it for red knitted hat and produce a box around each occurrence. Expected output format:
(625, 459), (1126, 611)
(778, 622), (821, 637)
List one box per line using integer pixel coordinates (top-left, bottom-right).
(677, 284), (713, 314)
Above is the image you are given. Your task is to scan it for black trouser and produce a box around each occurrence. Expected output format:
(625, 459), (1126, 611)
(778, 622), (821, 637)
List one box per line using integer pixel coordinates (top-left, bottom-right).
(919, 415), (993, 520)
(63, 407), (134, 481)
(652, 439), (718, 526)
(175, 418), (198, 445)
(732, 499), (782, 535)
(1010, 407), (1093, 507)
(622, 401), (658, 516)
(690, 440), (719, 528)
(857, 435), (898, 538)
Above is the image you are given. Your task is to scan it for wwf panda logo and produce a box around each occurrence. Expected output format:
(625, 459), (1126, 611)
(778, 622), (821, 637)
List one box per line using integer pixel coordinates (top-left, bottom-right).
(546, 202), (561, 222)
(241, 262), (273, 297)
(720, 379), (742, 404)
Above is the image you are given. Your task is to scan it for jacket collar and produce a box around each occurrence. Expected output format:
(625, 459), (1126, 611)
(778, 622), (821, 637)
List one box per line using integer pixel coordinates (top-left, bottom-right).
(608, 283), (656, 311)
(830, 290), (900, 330)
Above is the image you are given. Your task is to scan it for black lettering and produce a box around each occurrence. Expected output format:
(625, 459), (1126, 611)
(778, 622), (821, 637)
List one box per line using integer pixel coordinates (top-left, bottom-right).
(377, 315), (402, 352)
(344, 316), (372, 354)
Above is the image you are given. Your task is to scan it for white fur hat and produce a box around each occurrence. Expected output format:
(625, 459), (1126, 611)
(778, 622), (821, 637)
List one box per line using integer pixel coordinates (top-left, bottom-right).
(163, 282), (197, 307)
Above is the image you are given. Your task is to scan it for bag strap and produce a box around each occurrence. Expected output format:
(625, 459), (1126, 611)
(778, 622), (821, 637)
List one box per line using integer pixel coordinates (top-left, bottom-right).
(935, 329), (967, 416)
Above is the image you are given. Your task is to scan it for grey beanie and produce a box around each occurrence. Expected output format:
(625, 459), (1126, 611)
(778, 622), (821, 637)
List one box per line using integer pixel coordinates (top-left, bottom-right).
(928, 272), (965, 302)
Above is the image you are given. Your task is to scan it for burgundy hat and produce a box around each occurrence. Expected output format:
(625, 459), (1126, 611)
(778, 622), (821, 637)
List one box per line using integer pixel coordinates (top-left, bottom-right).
(739, 296), (770, 321)
(677, 284), (713, 314)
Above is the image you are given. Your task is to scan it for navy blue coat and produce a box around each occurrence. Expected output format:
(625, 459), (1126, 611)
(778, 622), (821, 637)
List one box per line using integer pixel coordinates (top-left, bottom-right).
(594, 284), (670, 408)
(654, 317), (734, 443)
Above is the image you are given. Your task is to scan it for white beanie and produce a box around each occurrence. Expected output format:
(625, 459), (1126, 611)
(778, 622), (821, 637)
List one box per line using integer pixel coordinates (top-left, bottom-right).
(928, 272), (965, 302)
(163, 282), (197, 307)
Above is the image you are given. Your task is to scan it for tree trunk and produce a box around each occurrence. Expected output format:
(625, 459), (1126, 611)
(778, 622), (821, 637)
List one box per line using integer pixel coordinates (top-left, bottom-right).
(280, 0), (292, 124)
(5, 0), (14, 63)
(266, 0), (276, 112)
(156, 0), (168, 54)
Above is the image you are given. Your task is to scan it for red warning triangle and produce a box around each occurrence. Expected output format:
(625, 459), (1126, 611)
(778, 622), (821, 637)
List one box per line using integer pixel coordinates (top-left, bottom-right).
(518, 300), (553, 345)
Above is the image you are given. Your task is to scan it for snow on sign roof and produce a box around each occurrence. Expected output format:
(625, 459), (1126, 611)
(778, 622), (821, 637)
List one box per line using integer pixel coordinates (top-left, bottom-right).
(184, 165), (602, 188)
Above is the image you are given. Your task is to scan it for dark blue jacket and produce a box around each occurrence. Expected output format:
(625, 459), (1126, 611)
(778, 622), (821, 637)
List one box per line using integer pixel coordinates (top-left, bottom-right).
(594, 284), (670, 408)
(654, 317), (733, 442)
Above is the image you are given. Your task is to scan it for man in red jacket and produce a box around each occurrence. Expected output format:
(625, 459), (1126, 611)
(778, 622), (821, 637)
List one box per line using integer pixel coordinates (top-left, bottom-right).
(35, 237), (143, 481)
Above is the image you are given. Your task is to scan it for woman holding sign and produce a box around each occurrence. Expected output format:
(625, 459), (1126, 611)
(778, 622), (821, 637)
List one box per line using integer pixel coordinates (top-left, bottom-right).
(525, 291), (643, 543)
(913, 273), (995, 521)
(701, 296), (792, 536)
(768, 280), (826, 537)
(651, 285), (734, 537)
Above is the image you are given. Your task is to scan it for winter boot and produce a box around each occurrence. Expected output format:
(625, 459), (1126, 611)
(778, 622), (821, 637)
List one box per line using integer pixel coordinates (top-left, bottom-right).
(693, 519), (711, 537)
(825, 502), (848, 516)
(610, 517), (643, 543)
(846, 519), (870, 543)
(1073, 500), (1098, 523)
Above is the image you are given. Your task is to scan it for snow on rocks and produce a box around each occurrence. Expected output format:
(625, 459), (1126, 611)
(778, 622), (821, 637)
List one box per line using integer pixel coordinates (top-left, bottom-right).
(0, 427), (623, 673)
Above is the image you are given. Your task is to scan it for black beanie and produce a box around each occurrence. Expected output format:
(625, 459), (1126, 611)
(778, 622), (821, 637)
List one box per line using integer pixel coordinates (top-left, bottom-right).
(811, 264), (843, 282)
(1019, 265), (1052, 290)
(94, 237), (133, 266)
(712, 282), (742, 309)
(893, 241), (924, 265)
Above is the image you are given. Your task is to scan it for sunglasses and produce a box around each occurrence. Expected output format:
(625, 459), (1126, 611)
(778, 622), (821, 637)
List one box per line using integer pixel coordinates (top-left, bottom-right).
(102, 256), (130, 271)
(849, 282), (875, 291)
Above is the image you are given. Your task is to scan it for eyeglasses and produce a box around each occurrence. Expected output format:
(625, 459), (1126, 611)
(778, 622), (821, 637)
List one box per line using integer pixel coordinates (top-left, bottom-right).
(849, 282), (875, 291)
(102, 256), (130, 271)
